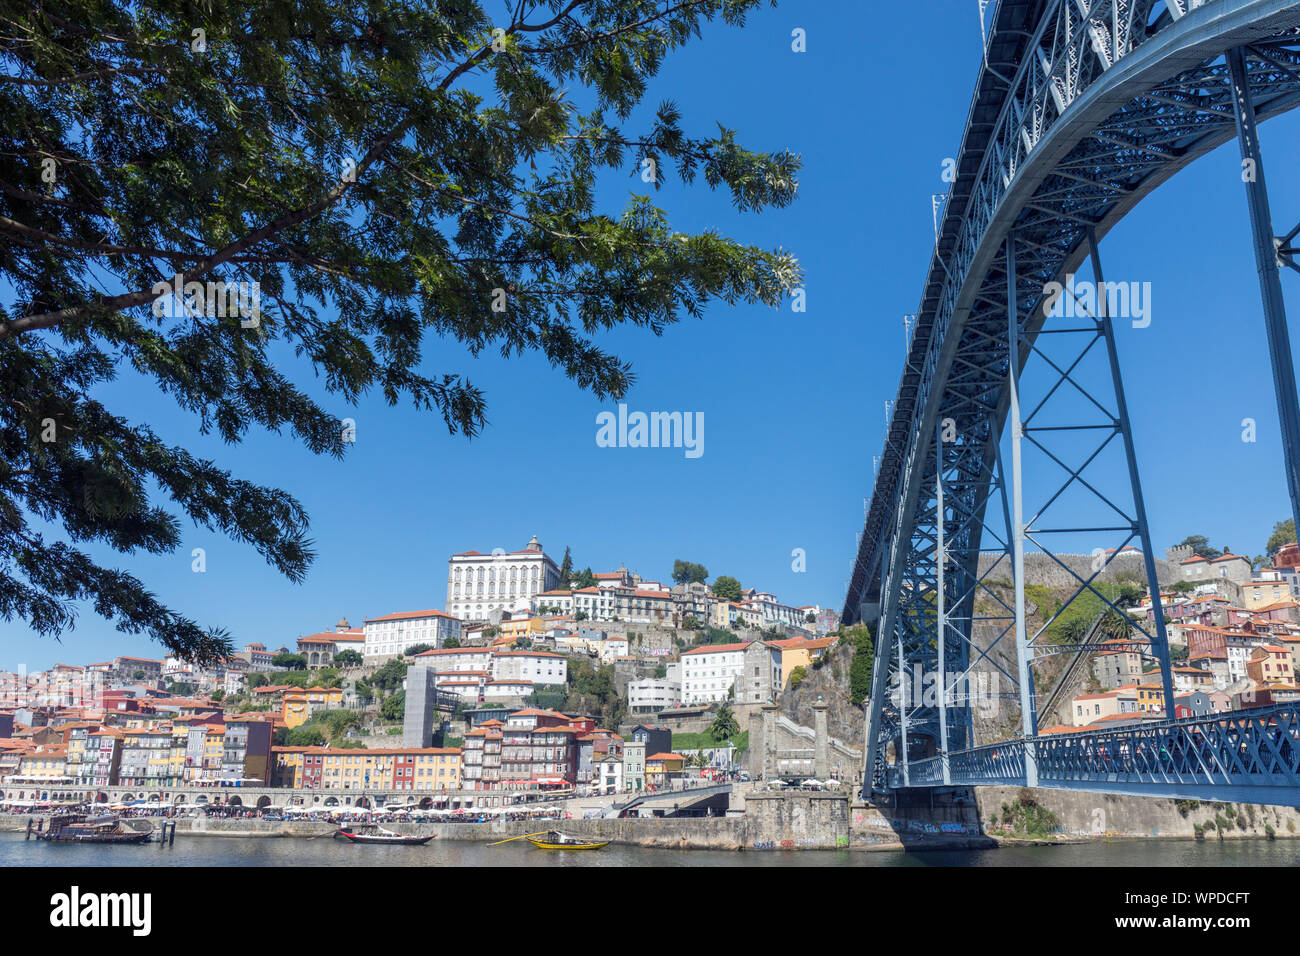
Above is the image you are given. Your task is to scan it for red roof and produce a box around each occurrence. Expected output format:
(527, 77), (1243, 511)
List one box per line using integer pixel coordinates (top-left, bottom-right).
(364, 609), (458, 623)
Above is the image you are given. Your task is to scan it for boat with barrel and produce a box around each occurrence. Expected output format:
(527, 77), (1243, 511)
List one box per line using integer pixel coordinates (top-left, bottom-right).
(334, 822), (434, 846)
(36, 812), (153, 845)
(525, 830), (609, 851)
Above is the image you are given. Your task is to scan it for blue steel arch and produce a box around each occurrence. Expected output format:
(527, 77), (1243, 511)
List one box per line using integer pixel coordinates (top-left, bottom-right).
(844, 0), (1300, 800)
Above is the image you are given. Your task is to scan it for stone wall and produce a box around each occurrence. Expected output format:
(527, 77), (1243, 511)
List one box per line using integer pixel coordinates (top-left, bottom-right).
(745, 792), (850, 849)
(976, 551), (1178, 589)
(974, 786), (1300, 840)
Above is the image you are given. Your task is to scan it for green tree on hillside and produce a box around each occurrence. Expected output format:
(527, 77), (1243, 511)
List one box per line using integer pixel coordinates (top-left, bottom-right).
(1177, 535), (1221, 560)
(1267, 519), (1296, 557)
(371, 658), (408, 693)
(846, 623), (875, 707)
(710, 703), (739, 742)
(672, 560), (709, 585)
(0, 0), (801, 663)
(557, 547), (574, 591)
(380, 691), (406, 722)
(712, 576), (743, 603)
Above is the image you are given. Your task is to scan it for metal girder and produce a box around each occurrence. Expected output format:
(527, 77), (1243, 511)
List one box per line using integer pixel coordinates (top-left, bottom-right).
(898, 704), (1300, 805)
(851, 0), (1300, 800)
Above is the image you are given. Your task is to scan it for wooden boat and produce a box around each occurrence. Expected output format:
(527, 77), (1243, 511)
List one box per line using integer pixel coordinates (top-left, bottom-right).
(37, 813), (153, 845)
(526, 830), (609, 851)
(334, 822), (434, 846)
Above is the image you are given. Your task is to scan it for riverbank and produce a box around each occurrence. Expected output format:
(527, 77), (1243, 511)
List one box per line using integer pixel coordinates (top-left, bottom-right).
(8, 787), (1299, 851)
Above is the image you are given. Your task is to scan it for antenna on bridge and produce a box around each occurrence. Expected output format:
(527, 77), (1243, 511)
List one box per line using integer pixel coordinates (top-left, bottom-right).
(904, 313), (915, 348)
(884, 400), (894, 425)
(931, 194), (946, 244)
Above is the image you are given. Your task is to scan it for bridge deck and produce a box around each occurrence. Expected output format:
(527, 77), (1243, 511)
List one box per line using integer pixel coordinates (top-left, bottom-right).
(888, 705), (1300, 805)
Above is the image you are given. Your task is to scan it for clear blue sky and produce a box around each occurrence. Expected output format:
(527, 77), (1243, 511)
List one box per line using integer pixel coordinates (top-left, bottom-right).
(7, 0), (1300, 670)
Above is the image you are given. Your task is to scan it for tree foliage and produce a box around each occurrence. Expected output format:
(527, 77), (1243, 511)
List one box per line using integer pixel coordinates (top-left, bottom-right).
(672, 559), (708, 585)
(846, 623), (874, 707)
(709, 702), (738, 741)
(1177, 535), (1221, 560)
(0, 0), (800, 662)
(557, 546), (573, 591)
(380, 690), (405, 721)
(272, 652), (306, 671)
(370, 657), (408, 692)
(711, 575), (742, 602)
(1267, 519), (1296, 557)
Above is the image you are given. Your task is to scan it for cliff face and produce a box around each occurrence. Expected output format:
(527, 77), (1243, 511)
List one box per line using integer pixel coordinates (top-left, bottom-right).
(779, 565), (1137, 752)
(779, 643), (863, 748)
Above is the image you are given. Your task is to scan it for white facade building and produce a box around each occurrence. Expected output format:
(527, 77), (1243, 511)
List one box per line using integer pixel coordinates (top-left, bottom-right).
(681, 642), (749, 704)
(411, 647), (496, 675)
(741, 592), (806, 629)
(627, 677), (681, 713)
(447, 536), (560, 621)
(491, 650), (568, 686)
(363, 610), (462, 661)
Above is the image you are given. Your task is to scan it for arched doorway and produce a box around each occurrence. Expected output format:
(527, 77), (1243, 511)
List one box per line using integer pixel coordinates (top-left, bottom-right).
(355, 797), (370, 809)
(227, 796), (243, 807)
(256, 796), (271, 810)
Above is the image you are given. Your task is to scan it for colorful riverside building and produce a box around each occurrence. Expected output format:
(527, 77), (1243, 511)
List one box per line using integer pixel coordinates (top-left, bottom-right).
(270, 746), (461, 792)
(282, 686), (345, 728)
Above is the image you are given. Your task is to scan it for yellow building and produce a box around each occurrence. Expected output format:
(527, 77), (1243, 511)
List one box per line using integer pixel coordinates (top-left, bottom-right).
(16, 747), (71, 786)
(411, 749), (462, 791)
(272, 747), (305, 789)
(494, 616), (547, 646)
(321, 749), (395, 790)
(282, 686), (345, 729)
(268, 746), (462, 792)
(769, 636), (839, 684)
(645, 752), (685, 787)
(1240, 580), (1298, 610)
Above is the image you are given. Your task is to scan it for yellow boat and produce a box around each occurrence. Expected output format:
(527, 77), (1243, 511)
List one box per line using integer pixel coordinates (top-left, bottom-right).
(526, 830), (609, 851)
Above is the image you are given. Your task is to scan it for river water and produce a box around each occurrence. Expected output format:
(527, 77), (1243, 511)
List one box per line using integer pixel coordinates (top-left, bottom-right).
(4, 830), (1300, 866)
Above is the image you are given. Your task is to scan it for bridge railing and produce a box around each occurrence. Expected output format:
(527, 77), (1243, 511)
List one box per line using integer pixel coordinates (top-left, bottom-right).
(889, 705), (1300, 794)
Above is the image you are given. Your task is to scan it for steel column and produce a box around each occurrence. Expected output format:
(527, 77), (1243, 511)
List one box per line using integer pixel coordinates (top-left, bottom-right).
(1007, 234), (1039, 786)
(860, 552), (892, 798)
(1228, 45), (1300, 540)
(1086, 227), (1178, 718)
(935, 422), (951, 786)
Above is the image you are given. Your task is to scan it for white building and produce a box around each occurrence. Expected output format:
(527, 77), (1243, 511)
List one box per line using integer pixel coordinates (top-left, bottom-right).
(411, 646), (496, 675)
(363, 609), (462, 661)
(491, 650), (568, 686)
(598, 637), (630, 663)
(681, 642), (750, 704)
(447, 536), (560, 621)
(627, 677), (681, 713)
(741, 592), (806, 630)
(484, 679), (533, 699)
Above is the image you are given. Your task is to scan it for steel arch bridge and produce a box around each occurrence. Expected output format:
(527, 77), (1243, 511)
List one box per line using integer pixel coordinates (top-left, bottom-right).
(843, 0), (1300, 805)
